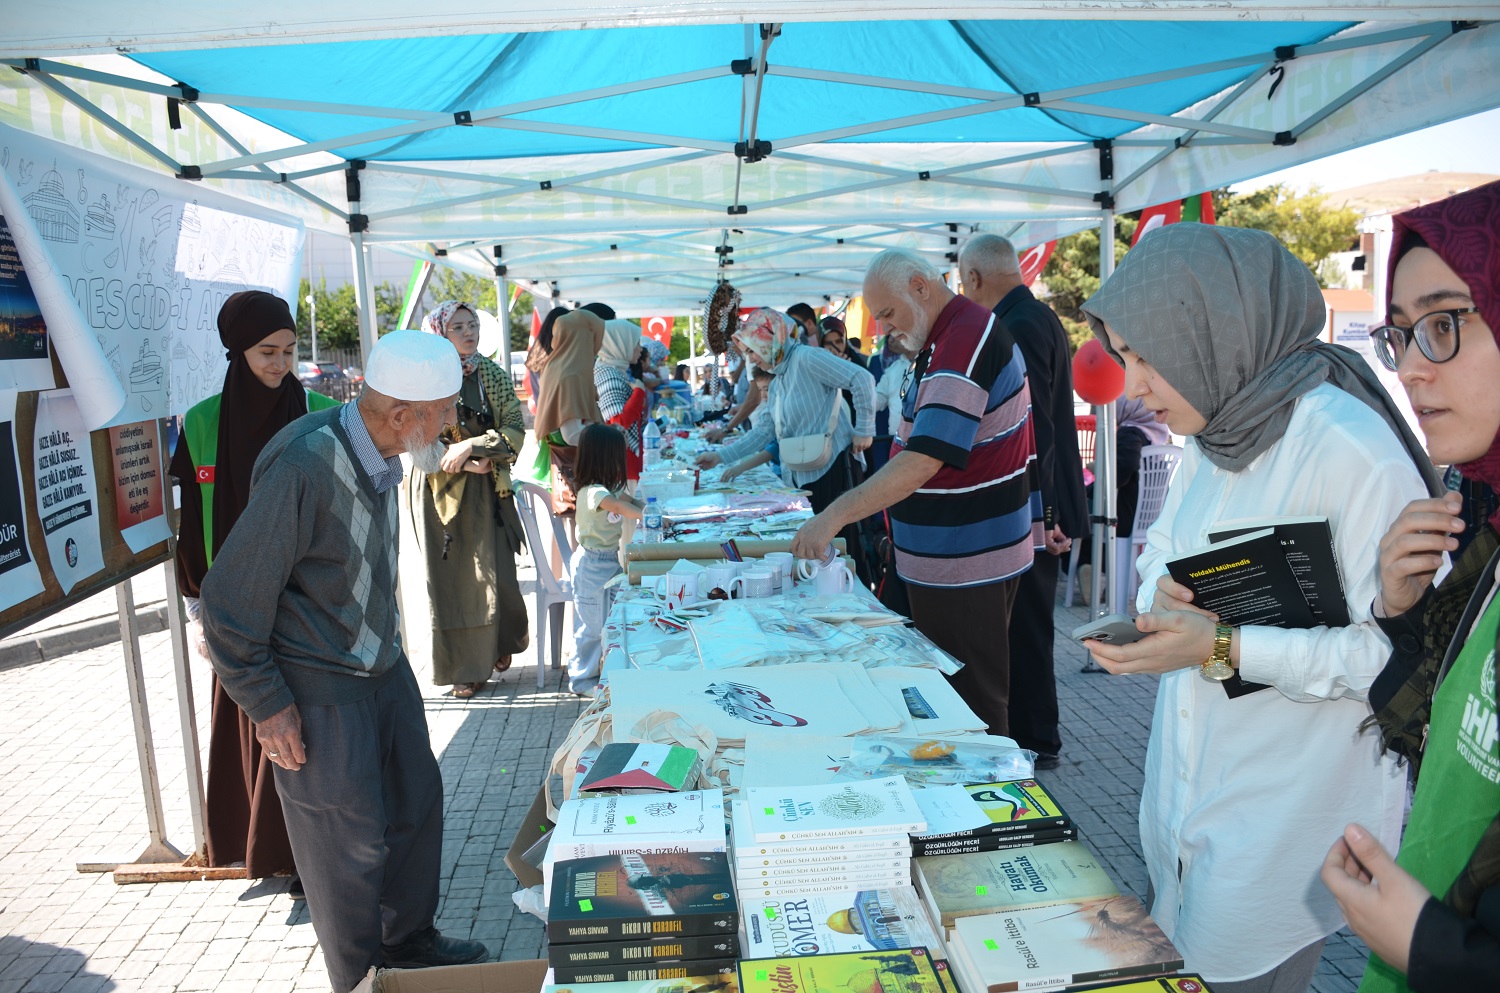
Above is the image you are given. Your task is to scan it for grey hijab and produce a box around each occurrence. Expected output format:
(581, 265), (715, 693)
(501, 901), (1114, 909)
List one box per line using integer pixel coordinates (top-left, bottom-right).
(1081, 223), (1441, 495)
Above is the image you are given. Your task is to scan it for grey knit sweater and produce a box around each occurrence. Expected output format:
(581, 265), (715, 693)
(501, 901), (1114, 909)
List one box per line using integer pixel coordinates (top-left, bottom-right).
(202, 406), (405, 723)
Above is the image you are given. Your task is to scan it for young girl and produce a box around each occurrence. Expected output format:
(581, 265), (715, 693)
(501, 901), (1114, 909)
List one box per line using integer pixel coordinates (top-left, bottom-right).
(569, 424), (643, 696)
(720, 366), (779, 483)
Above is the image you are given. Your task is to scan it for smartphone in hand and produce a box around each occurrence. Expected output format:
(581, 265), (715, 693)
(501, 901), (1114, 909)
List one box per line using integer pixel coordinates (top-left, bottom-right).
(1070, 613), (1145, 645)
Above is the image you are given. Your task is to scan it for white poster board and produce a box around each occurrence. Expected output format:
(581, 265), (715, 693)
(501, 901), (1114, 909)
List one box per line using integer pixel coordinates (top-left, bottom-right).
(33, 389), (104, 594)
(0, 122), (304, 429)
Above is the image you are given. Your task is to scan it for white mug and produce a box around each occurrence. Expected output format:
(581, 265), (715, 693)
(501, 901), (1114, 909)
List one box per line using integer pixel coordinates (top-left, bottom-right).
(657, 568), (704, 611)
(797, 557), (855, 596)
(762, 551), (795, 591)
(705, 561), (739, 595)
(740, 568), (775, 599)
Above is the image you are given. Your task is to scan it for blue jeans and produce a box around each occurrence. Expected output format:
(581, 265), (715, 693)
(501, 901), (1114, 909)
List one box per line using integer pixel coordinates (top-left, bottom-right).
(569, 546), (621, 694)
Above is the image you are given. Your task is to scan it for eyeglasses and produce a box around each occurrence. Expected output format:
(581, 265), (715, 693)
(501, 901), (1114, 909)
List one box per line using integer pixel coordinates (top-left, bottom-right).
(1369, 307), (1477, 371)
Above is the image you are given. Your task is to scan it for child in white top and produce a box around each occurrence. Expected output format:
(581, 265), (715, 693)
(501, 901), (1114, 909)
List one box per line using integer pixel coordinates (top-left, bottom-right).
(568, 424), (642, 696)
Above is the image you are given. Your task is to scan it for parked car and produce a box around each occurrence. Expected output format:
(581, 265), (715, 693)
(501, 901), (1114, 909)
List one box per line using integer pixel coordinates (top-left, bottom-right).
(343, 366), (364, 386)
(297, 361), (358, 401)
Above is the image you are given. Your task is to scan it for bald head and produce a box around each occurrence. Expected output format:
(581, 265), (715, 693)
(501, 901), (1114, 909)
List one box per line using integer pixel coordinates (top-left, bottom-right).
(959, 234), (1025, 311)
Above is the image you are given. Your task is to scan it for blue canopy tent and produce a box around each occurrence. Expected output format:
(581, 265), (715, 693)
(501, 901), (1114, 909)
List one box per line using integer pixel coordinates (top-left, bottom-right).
(2, 7), (1496, 330)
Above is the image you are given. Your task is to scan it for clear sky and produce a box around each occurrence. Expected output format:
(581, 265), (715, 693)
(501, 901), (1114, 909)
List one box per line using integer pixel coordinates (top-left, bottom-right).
(1231, 108), (1500, 194)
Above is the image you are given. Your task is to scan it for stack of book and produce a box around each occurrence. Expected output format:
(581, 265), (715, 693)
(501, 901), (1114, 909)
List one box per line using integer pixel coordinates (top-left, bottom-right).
(911, 778), (1075, 857)
(541, 788), (727, 898)
(912, 839), (1120, 939)
(732, 777), (926, 901)
(945, 894), (1184, 993)
(545, 850), (741, 983)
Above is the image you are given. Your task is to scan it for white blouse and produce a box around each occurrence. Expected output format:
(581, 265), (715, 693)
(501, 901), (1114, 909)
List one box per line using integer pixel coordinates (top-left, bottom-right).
(1132, 383), (1426, 982)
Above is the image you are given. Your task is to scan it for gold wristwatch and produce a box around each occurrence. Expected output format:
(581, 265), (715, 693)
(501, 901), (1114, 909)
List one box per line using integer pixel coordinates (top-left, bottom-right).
(1199, 623), (1235, 682)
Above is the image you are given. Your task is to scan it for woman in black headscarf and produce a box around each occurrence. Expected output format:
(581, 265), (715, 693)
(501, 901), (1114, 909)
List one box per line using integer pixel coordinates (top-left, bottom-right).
(169, 290), (338, 883)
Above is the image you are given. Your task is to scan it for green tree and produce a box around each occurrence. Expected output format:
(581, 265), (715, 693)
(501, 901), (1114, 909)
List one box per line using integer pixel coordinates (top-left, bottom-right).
(1039, 184), (1359, 354)
(295, 278), (406, 353)
(1213, 183), (1359, 287)
(424, 268), (535, 352)
(1038, 215), (1137, 354)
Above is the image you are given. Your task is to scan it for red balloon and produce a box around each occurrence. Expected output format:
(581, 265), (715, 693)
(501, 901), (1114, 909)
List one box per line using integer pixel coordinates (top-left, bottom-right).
(1072, 338), (1125, 405)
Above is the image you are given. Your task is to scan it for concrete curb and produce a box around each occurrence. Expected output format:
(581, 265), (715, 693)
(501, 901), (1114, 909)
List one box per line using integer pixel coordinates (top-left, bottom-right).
(0, 601), (170, 672)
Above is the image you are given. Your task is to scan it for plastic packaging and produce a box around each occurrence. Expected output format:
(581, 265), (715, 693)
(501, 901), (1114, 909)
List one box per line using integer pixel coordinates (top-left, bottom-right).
(642, 496), (663, 543)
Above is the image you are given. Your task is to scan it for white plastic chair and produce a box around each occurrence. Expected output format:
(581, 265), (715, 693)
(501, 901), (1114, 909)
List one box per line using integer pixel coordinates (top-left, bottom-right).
(1114, 444), (1183, 612)
(513, 481), (574, 689)
(1063, 414), (1098, 607)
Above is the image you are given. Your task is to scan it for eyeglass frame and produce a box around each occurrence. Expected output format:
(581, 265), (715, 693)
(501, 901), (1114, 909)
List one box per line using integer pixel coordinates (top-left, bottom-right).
(1367, 307), (1479, 371)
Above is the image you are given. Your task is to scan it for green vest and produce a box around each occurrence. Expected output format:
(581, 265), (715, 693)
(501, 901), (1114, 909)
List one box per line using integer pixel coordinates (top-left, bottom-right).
(1361, 590), (1500, 993)
(183, 389), (340, 565)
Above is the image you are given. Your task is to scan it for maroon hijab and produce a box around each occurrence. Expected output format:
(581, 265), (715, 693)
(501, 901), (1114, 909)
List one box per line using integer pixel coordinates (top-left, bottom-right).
(213, 291), (308, 555)
(1388, 180), (1500, 489)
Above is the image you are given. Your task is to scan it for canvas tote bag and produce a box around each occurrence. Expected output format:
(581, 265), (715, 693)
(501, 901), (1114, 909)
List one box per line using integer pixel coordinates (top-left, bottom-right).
(772, 364), (845, 473)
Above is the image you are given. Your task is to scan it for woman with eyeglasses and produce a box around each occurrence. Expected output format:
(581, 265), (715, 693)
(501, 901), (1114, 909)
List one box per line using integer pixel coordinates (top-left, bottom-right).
(1080, 224), (1442, 993)
(1320, 181), (1500, 993)
(417, 301), (529, 698)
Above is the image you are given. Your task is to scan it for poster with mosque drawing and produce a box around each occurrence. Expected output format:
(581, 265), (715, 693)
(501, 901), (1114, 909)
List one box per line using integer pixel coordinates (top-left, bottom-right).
(0, 122), (303, 429)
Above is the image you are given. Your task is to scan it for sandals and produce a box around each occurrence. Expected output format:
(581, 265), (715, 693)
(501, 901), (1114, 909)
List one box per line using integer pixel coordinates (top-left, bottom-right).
(494, 656), (513, 674)
(451, 681), (486, 698)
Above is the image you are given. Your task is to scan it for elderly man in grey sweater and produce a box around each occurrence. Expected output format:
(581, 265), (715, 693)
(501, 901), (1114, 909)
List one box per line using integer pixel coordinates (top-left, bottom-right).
(201, 329), (487, 992)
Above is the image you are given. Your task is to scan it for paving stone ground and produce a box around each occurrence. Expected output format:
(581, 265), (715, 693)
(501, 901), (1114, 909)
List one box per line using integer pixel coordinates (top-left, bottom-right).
(0, 567), (1372, 992)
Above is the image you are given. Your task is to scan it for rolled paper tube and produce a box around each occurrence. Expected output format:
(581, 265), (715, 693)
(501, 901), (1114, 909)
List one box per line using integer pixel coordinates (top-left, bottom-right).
(624, 537), (845, 562)
(626, 552), (855, 585)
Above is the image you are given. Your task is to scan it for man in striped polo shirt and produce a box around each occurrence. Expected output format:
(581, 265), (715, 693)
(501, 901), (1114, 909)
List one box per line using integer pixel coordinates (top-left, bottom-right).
(792, 249), (1040, 736)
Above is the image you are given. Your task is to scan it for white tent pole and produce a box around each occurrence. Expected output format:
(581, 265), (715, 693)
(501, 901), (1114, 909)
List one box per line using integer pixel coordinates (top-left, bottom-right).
(117, 579), (186, 865)
(1093, 208), (1119, 619)
(496, 273), (513, 369)
(162, 553), (207, 857)
(353, 233), (377, 363)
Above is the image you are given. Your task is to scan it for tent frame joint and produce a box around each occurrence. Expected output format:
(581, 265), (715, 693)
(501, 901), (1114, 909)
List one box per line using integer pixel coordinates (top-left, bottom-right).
(1023, 91), (1041, 107)
(1273, 130), (1296, 146)
(349, 213), (369, 233)
(730, 58), (755, 76)
(735, 139), (772, 163)
(176, 164), (202, 181)
(727, 204), (747, 215)
(1094, 191), (1116, 210)
(454, 110), (472, 126)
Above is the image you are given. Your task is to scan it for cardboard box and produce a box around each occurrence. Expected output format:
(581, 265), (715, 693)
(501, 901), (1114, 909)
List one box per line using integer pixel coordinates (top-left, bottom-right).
(504, 784), (555, 890)
(372, 959), (548, 993)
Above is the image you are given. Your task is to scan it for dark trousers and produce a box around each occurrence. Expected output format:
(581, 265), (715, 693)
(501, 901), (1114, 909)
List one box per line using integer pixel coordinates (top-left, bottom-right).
(1006, 551), (1062, 755)
(804, 448), (873, 586)
(908, 577), (1020, 736)
(273, 659), (443, 993)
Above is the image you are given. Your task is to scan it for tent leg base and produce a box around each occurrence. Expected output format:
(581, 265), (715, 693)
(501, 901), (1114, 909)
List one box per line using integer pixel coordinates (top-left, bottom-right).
(112, 862), (248, 885)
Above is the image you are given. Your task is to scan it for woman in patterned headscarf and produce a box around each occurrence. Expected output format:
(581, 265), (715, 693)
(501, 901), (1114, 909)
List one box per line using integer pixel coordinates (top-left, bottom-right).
(1322, 180), (1500, 993)
(1079, 223), (1439, 992)
(417, 301), (529, 698)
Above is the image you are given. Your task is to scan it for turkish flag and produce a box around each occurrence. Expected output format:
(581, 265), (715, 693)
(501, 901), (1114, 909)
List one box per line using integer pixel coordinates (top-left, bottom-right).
(1131, 201), (1183, 247)
(641, 316), (674, 348)
(1018, 241), (1056, 288)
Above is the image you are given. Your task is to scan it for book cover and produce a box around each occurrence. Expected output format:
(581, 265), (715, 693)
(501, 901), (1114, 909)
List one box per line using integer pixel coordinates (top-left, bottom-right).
(912, 841), (1119, 934)
(544, 789), (728, 893)
(547, 932), (739, 968)
(1164, 528), (1316, 631)
(738, 946), (952, 993)
(735, 872), (913, 902)
(732, 800), (912, 859)
(736, 855), (912, 881)
(1067, 976), (1214, 993)
(1207, 517), (1349, 627)
(541, 966), (740, 993)
(914, 780), (1071, 841)
(743, 777), (926, 842)
(952, 896), (1183, 992)
(580, 742), (705, 795)
(549, 966), (741, 990)
(740, 887), (944, 958)
(550, 959), (740, 985)
(913, 828), (1077, 858)
(547, 851), (740, 944)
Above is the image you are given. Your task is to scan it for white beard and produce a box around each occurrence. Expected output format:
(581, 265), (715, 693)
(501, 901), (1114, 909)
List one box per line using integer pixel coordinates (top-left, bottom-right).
(405, 431), (446, 473)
